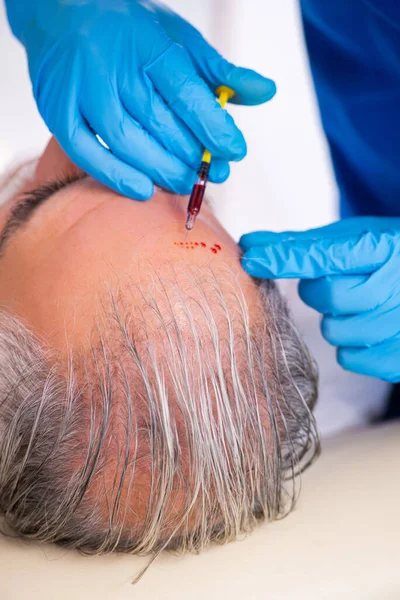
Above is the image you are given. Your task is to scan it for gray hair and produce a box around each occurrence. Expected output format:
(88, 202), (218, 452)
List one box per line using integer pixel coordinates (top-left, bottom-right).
(0, 268), (319, 563)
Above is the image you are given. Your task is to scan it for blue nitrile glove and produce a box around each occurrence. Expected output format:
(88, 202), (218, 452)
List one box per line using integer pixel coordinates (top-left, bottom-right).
(5, 0), (276, 200)
(240, 217), (400, 382)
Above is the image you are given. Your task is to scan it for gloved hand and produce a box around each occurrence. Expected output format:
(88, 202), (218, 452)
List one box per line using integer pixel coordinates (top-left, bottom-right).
(5, 0), (276, 200)
(240, 217), (400, 382)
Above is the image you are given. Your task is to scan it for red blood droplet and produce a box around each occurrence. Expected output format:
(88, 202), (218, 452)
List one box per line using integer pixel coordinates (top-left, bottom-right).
(201, 242), (206, 248)
(211, 248), (217, 254)
(214, 244), (221, 251)
(195, 242), (199, 246)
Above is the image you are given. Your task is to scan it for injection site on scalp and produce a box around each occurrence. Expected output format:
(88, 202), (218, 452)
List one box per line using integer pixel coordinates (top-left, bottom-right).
(173, 242), (222, 254)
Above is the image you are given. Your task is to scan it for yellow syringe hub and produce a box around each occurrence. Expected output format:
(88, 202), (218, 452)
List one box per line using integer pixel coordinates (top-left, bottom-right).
(201, 86), (236, 164)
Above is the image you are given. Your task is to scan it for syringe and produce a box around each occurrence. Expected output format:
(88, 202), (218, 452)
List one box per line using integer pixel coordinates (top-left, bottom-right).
(185, 86), (235, 232)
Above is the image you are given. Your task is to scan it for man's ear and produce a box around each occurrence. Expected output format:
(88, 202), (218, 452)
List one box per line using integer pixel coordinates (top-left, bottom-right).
(35, 137), (85, 184)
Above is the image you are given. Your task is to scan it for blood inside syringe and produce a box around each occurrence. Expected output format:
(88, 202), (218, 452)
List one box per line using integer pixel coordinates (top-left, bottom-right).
(186, 162), (210, 231)
(186, 184), (206, 231)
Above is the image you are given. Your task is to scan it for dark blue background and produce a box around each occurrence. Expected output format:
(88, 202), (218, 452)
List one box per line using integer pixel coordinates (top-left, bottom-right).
(300, 0), (400, 217)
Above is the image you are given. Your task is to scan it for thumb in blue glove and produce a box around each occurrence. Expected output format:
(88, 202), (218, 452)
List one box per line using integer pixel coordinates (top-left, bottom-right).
(240, 217), (400, 382)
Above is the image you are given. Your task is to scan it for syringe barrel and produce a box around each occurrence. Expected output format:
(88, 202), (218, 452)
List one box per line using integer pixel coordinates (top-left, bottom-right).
(187, 181), (207, 215)
(187, 161), (210, 214)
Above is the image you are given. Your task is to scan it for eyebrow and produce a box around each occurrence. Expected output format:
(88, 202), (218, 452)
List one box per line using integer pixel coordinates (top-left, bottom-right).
(0, 174), (86, 256)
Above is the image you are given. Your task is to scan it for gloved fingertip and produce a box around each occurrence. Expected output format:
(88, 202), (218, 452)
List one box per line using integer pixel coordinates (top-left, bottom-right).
(205, 109), (247, 161)
(209, 161), (230, 184)
(231, 135), (247, 162)
(337, 347), (353, 372)
(239, 233), (254, 251)
(229, 68), (277, 106)
(320, 316), (339, 346)
(241, 256), (256, 276)
(244, 72), (276, 103)
(260, 76), (277, 102)
(298, 278), (311, 304)
(127, 181), (154, 201)
(241, 250), (275, 279)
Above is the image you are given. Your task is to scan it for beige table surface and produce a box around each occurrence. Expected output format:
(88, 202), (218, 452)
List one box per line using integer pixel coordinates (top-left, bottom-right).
(0, 422), (399, 600)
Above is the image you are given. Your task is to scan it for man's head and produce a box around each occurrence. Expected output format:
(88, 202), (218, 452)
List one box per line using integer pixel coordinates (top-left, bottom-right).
(0, 140), (319, 555)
